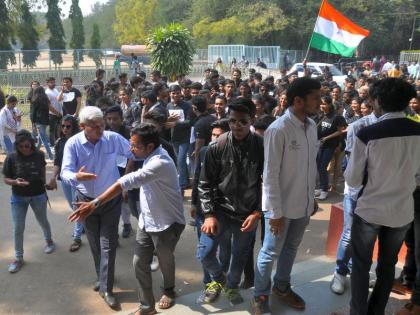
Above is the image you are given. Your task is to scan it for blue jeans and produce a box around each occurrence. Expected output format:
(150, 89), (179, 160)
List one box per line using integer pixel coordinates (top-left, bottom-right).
(350, 215), (410, 315)
(3, 135), (14, 153)
(61, 181), (83, 240)
(36, 124), (53, 160)
(197, 213), (256, 289)
(255, 214), (310, 296)
(316, 146), (336, 191)
(173, 142), (190, 189)
(10, 193), (53, 259)
(335, 195), (357, 276)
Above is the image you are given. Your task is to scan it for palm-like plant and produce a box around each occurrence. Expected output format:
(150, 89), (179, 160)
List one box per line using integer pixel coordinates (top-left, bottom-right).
(146, 23), (195, 81)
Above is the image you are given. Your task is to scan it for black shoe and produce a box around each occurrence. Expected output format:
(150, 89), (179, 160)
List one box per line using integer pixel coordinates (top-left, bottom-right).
(99, 291), (119, 309)
(93, 281), (100, 292)
(240, 278), (254, 289)
(122, 224), (132, 238)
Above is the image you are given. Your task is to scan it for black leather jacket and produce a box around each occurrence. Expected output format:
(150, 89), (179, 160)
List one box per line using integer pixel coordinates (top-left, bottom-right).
(198, 131), (264, 222)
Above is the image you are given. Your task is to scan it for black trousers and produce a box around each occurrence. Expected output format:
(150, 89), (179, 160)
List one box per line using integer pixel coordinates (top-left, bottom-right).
(49, 114), (61, 146)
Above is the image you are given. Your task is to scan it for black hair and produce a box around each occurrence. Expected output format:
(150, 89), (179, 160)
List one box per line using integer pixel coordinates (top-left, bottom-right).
(119, 73), (128, 80)
(143, 111), (166, 125)
(62, 77), (73, 83)
(232, 69), (242, 76)
(351, 96), (363, 105)
(6, 95), (17, 103)
(321, 95), (335, 113)
(252, 94), (264, 104)
(14, 129), (37, 155)
(286, 77), (321, 107)
(105, 105), (123, 118)
(119, 86), (133, 96)
(253, 114), (275, 131)
(180, 79), (192, 89)
(32, 86), (49, 104)
(254, 73), (262, 81)
(61, 114), (80, 137)
(209, 73), (219, 80)
(211, 118), (230, 132)
(190, 82), (203, 90)
(96, 96), (114, 109)
(96, 69), (105, 77)
(370, 78), (416, 112)
(151, 70), (161, 77)
(224, 79), (235, 86)
(130, 76), (143, 87)
(191, 95), (208, 113)
(141, 90), (157, 103)
(228, 97), (256, 117)
(131, 123), (161, 150)
(215, 95), (227, 103)
(46, 77), (55, 82)
(169, 85), (181, 92)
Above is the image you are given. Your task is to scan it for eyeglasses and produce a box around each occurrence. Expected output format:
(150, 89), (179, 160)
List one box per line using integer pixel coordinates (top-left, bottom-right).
(62, 124), (72, 129)
(228, 118), (250, 126)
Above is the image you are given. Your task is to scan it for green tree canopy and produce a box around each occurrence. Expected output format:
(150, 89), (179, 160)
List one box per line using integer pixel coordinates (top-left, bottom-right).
(46, 0), (66, 66)
(0, 0), (16, 70)
(18, 0), (40, 68)
(88, 23), (103, 68)
(69, 0), (85, 68)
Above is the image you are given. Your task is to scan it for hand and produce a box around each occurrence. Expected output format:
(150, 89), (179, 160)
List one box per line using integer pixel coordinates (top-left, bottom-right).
(15, 178), (30, 186)
(68, 201), (96, 222)
(190, 205), (197, 219)
(167, 114), (180, 122)
(201, 216), (218, 235)
(164, 121), (176, 129)
(312, 199), (319, 216)
(45, 178), (57, 190)
(241, 212), (260, 232)
(269, 217), (286, 236)
(75, 166), (97, 181)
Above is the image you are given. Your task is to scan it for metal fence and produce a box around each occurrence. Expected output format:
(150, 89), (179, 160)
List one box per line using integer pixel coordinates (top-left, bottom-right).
(400, 50), (420, 64)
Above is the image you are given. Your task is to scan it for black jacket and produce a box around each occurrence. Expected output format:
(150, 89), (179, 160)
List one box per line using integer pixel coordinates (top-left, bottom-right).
(198, 131), (264, 221)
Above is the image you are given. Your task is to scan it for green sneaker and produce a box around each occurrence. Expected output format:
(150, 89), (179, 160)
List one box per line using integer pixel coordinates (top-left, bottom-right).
(202, 280), (224, 303)
(225, 288), (244, 306)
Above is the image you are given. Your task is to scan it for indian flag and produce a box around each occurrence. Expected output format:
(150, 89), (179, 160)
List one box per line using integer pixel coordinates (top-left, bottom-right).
(309, 0), (370, 57)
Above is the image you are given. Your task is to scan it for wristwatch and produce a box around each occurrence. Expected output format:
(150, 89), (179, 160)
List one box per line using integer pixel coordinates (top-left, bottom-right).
(92, 198), (101, 209)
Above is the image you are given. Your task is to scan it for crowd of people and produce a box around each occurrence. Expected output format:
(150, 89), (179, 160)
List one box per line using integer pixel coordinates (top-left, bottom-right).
(0, 58), (420, 315)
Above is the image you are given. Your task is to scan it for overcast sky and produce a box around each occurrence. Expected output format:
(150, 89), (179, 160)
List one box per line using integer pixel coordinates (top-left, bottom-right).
(37, 0), (110, 17)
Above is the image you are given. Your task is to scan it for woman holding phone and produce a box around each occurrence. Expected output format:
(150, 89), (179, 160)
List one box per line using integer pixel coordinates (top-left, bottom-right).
(3, 130), (55, 273)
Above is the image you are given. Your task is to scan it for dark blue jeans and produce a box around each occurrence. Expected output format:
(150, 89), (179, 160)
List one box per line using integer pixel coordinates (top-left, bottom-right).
(316, 146), (336, 191)
(197, 213), (256, 289)
(350, 214), (410, 315)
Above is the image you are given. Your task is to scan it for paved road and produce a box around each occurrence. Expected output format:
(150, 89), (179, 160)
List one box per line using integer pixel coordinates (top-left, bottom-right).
(0, 154), (340, 314)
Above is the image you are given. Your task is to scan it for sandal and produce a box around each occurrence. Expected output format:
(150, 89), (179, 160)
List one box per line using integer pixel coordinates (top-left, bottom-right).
(158, 293), (175, 309)
(69, 239), (82, 252)
(130, 308), (157, 315)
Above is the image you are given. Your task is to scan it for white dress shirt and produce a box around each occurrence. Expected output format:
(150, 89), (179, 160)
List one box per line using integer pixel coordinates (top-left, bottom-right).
(262, 108), (318, 219)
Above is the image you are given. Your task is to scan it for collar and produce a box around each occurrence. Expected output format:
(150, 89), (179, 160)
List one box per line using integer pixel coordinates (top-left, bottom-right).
(378, 111), (406, 122)
(81, 131), (105, 145)
(144, 145), (162, 163)
(286, 108), (311, 129)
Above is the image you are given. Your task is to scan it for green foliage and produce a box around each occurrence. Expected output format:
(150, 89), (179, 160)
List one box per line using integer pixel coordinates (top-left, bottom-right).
(69, 0), (85, 68)
(113, 0), (160, 44)
(46, 0), (66, 66)
(88, 23), (103, 68)
(17, 1), (40, 68)
(146, 23), (195, 79)
(0, 0), (16, 70)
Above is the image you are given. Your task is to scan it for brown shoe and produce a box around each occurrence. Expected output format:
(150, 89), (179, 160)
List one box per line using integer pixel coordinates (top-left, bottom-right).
(392, 278), (413, 295)
(69, 239), (81, 252)
(396, 303), (420, 315)
(272, 285), (305, 310)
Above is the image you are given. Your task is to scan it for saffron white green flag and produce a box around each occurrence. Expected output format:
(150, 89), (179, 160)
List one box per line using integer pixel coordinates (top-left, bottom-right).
(309, 0), (370, 57)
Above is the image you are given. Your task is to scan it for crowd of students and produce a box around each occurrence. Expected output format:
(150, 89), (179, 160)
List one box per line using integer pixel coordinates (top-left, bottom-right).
(0, 61), (420, 315)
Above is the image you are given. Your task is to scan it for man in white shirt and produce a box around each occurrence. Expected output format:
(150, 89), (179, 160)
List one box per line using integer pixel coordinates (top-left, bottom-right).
(45, 77), (62, 146)
(70, 123), (185, 315)
(252, 77), (321, 315)
(345, 78), (420, 315)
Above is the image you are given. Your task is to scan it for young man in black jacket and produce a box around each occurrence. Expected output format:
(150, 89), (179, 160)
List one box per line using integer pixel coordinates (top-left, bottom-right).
(197, 98), (264, 306)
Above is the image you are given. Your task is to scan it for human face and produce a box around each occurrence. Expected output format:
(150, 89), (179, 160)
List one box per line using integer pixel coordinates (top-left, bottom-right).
(320, 100), (330, 114)
(331, 88), (340, 100)
(228, 110), (253, 141)
(225, 84), (234, 96)
(16, 140), (33, 156)
(191, 89), (200, 97)
(252, 99), (264, 116)
(211, 127), (224, 142)
(141, 97), (151, 107)
(119, 90), (130, 104)
(409, 98), (420, 113)
(360, 103), (371, 116)
(47, 80), (56, 89)
(7, 101), (17, 109)
(170, 90), (182, 104)
(279, 94), (287, 109)
(31, 81), (40, 89)
(214, 99), (226, 115)
(346, 81), (354, 90)
(182, 87), (191, 98)
(81, 118), (105, 143)
(302, 90), (322, 115)
(359, 89), (368, 99)
(130, 134), (154, 159)
(62, 79), (72, 90)
(343, 93), (350, 104)
(61, 121), (73, 137)
(232, 71), (241, 81)
(259, 86), (268, 96)
(239, 85), (249, 97)
(106, 112), (123, 131)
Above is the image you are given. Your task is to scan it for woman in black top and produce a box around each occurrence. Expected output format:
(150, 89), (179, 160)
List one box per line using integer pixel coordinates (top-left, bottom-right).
(31, 86), (60, 160)
(3, 130), (55, 273)
(46, 115), (82, 252)
(316, 96), (347, 200)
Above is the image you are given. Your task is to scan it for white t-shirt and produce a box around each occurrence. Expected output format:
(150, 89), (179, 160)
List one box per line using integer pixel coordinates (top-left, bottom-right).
(45, 87), (62, 115)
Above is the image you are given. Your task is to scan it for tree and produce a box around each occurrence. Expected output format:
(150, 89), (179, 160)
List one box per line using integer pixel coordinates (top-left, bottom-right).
(88, 23), (103, 68)
(17, 0), (40, 69)
(69, 0), (85, 68)
(46, 0), (66, 67)
(0, 0), (16, 70)
(113, 0), (160, 44)
(146, 23), (195, 80)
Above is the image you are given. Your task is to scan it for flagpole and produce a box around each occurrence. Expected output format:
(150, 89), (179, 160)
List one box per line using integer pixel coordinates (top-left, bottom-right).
(304, 0), (326, 61)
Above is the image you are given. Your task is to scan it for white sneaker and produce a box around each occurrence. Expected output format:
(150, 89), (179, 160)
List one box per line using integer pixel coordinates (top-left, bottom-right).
(316, 191), (328, 200)
(314, 189), (322, 197)
(330, 272), (346, 294)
